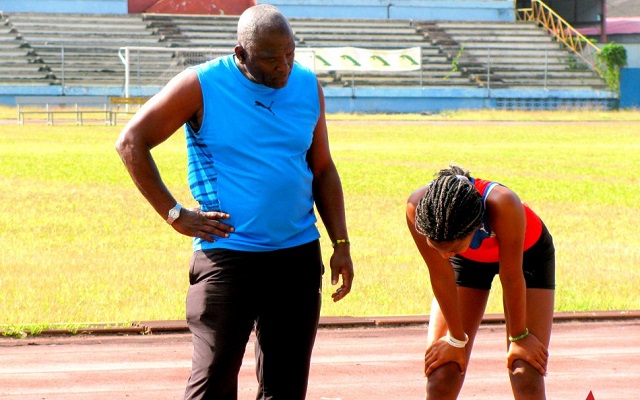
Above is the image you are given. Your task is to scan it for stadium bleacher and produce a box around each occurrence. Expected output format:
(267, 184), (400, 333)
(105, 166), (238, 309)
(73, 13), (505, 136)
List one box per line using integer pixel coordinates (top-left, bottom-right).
(0, 13), (53, 84)
(1, 12), (166, 86)
(0, 11), (608, 92)
(417, 21), (608, 90)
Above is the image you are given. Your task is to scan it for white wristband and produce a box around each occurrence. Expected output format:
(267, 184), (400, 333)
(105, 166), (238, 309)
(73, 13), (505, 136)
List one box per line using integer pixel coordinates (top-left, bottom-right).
(444, 332), (469, 348)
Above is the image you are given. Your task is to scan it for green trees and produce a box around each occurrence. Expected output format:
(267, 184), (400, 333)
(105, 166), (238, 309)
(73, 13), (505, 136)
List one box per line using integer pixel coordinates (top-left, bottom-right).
(597, 42), (627, 91)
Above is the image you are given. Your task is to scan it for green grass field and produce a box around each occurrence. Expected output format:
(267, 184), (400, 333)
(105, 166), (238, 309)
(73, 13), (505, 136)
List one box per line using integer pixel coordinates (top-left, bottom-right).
(1, 107), (639, 333)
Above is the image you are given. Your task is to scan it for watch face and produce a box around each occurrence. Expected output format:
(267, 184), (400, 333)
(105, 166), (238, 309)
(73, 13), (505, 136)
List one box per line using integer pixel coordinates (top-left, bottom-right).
(169, 208), (180, 219)
(167, 204), (181, 224)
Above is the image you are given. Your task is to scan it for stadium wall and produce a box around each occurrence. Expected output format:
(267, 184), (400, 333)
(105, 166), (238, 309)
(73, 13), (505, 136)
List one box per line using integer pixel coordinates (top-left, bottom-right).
(619, 68), (640, 109)
(620, 44), (640, 68)
(0, 0), (127, 14)
(0, 0), (515, 21)
(261, 0), (516, 21)
(322, 87), (617, 112)
(0, 85), (618, 112)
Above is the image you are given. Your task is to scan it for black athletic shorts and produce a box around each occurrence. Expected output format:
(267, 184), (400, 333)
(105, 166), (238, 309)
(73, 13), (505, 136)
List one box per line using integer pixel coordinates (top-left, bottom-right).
(449, 223), (555, 290)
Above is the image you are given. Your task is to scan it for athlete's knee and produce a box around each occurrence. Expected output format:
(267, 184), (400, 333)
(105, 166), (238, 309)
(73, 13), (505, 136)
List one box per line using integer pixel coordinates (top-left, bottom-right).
(509, 359), (546, 399)
(426, 362), (464, 399)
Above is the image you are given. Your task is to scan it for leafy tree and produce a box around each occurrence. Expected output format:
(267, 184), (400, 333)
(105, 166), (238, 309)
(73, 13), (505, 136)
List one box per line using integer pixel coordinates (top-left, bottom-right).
(597, 42), (627, 91)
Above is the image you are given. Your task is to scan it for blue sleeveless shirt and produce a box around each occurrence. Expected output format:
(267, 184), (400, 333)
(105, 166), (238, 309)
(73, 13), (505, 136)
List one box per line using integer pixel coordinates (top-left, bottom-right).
(185, 55), (321, 252)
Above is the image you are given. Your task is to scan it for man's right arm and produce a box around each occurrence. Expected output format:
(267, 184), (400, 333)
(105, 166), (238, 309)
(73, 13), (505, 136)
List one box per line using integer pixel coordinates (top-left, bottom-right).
(115, 69), (203, 222)
(115, 69), (233, 242)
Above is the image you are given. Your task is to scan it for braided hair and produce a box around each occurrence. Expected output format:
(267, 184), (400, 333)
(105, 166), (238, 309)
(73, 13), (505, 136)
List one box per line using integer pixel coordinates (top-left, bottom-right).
(415, 165), (484, 242)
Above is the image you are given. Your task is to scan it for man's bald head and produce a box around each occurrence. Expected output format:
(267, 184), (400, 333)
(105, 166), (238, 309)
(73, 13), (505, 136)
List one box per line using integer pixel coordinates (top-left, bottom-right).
(234, 4), (296, 88)
(237, 4), (293, 50)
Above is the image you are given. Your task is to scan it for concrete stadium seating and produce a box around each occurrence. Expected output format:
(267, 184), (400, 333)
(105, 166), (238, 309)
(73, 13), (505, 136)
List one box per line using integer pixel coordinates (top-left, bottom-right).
(0, 16), (53, 84)
(416, 21), (608, 90)
(1, 12), (167, 86)
(143, 13), (238, 48)
(0, 11), (607, 91)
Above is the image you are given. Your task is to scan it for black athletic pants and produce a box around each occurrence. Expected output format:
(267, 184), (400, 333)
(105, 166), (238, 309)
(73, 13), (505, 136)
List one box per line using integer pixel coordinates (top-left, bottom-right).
(184, 240), (323, 400)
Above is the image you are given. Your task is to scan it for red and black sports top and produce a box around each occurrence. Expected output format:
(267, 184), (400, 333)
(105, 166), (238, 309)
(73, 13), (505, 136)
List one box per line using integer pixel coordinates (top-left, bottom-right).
(458, 177), (543, 263)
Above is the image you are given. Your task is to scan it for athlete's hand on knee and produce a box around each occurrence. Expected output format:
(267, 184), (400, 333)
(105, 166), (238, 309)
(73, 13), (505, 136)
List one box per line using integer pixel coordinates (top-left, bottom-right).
(424, 339), (467, 377)
(172, 208), (234, 242)
(507, 333), (548, 376)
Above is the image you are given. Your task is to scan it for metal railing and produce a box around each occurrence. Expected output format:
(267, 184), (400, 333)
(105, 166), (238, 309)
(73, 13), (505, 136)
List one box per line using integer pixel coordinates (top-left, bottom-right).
(517, 0), (604, 78)
(478, 47), (554, 91)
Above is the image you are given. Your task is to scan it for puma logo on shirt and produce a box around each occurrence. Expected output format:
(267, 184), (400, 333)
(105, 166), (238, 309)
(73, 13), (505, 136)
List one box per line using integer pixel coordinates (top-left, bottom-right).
(255, 100), (275, 116)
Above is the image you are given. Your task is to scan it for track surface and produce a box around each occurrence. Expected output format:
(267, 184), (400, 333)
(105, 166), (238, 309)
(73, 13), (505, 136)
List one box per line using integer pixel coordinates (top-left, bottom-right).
(1, 319), (639, 400)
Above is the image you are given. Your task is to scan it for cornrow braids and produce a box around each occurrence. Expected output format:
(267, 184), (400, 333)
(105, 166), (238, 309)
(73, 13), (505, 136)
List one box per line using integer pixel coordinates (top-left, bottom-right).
(415, 166), (483, 242)
(435, 164), (471, 180)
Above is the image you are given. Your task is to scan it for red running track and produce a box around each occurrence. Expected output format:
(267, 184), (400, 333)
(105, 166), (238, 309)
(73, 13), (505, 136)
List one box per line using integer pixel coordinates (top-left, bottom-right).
(1, 319), (639, 400)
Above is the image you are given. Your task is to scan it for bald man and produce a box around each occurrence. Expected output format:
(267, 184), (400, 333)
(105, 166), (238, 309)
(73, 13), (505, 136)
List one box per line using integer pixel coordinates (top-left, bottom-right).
(115, 4), (354, 400)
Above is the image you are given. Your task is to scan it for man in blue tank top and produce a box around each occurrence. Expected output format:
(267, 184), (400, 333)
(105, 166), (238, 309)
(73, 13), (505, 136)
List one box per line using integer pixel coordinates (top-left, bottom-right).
(115, 4), (354, 399)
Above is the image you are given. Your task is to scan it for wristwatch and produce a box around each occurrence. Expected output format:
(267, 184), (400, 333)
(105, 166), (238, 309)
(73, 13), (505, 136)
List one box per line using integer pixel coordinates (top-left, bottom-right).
(166, 203), (182, 225)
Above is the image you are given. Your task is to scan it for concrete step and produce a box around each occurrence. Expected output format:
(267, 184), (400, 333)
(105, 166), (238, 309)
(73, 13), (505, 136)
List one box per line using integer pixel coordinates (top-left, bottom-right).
(6, 12), (144, 24)
(337, 76), (478, 87)
(290, 18), (412, 29)
(0, 70), (52, 78)
(295, 33), (427, 43)
(10, 22), (150, 32)
(20, 35), (161, 44)
(296, 40), (439, 51)
(445, 35), (554, 44)
(435, 21), (541, 30)
(440, 29), (549, 38)
(293, 27), (417, 36)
